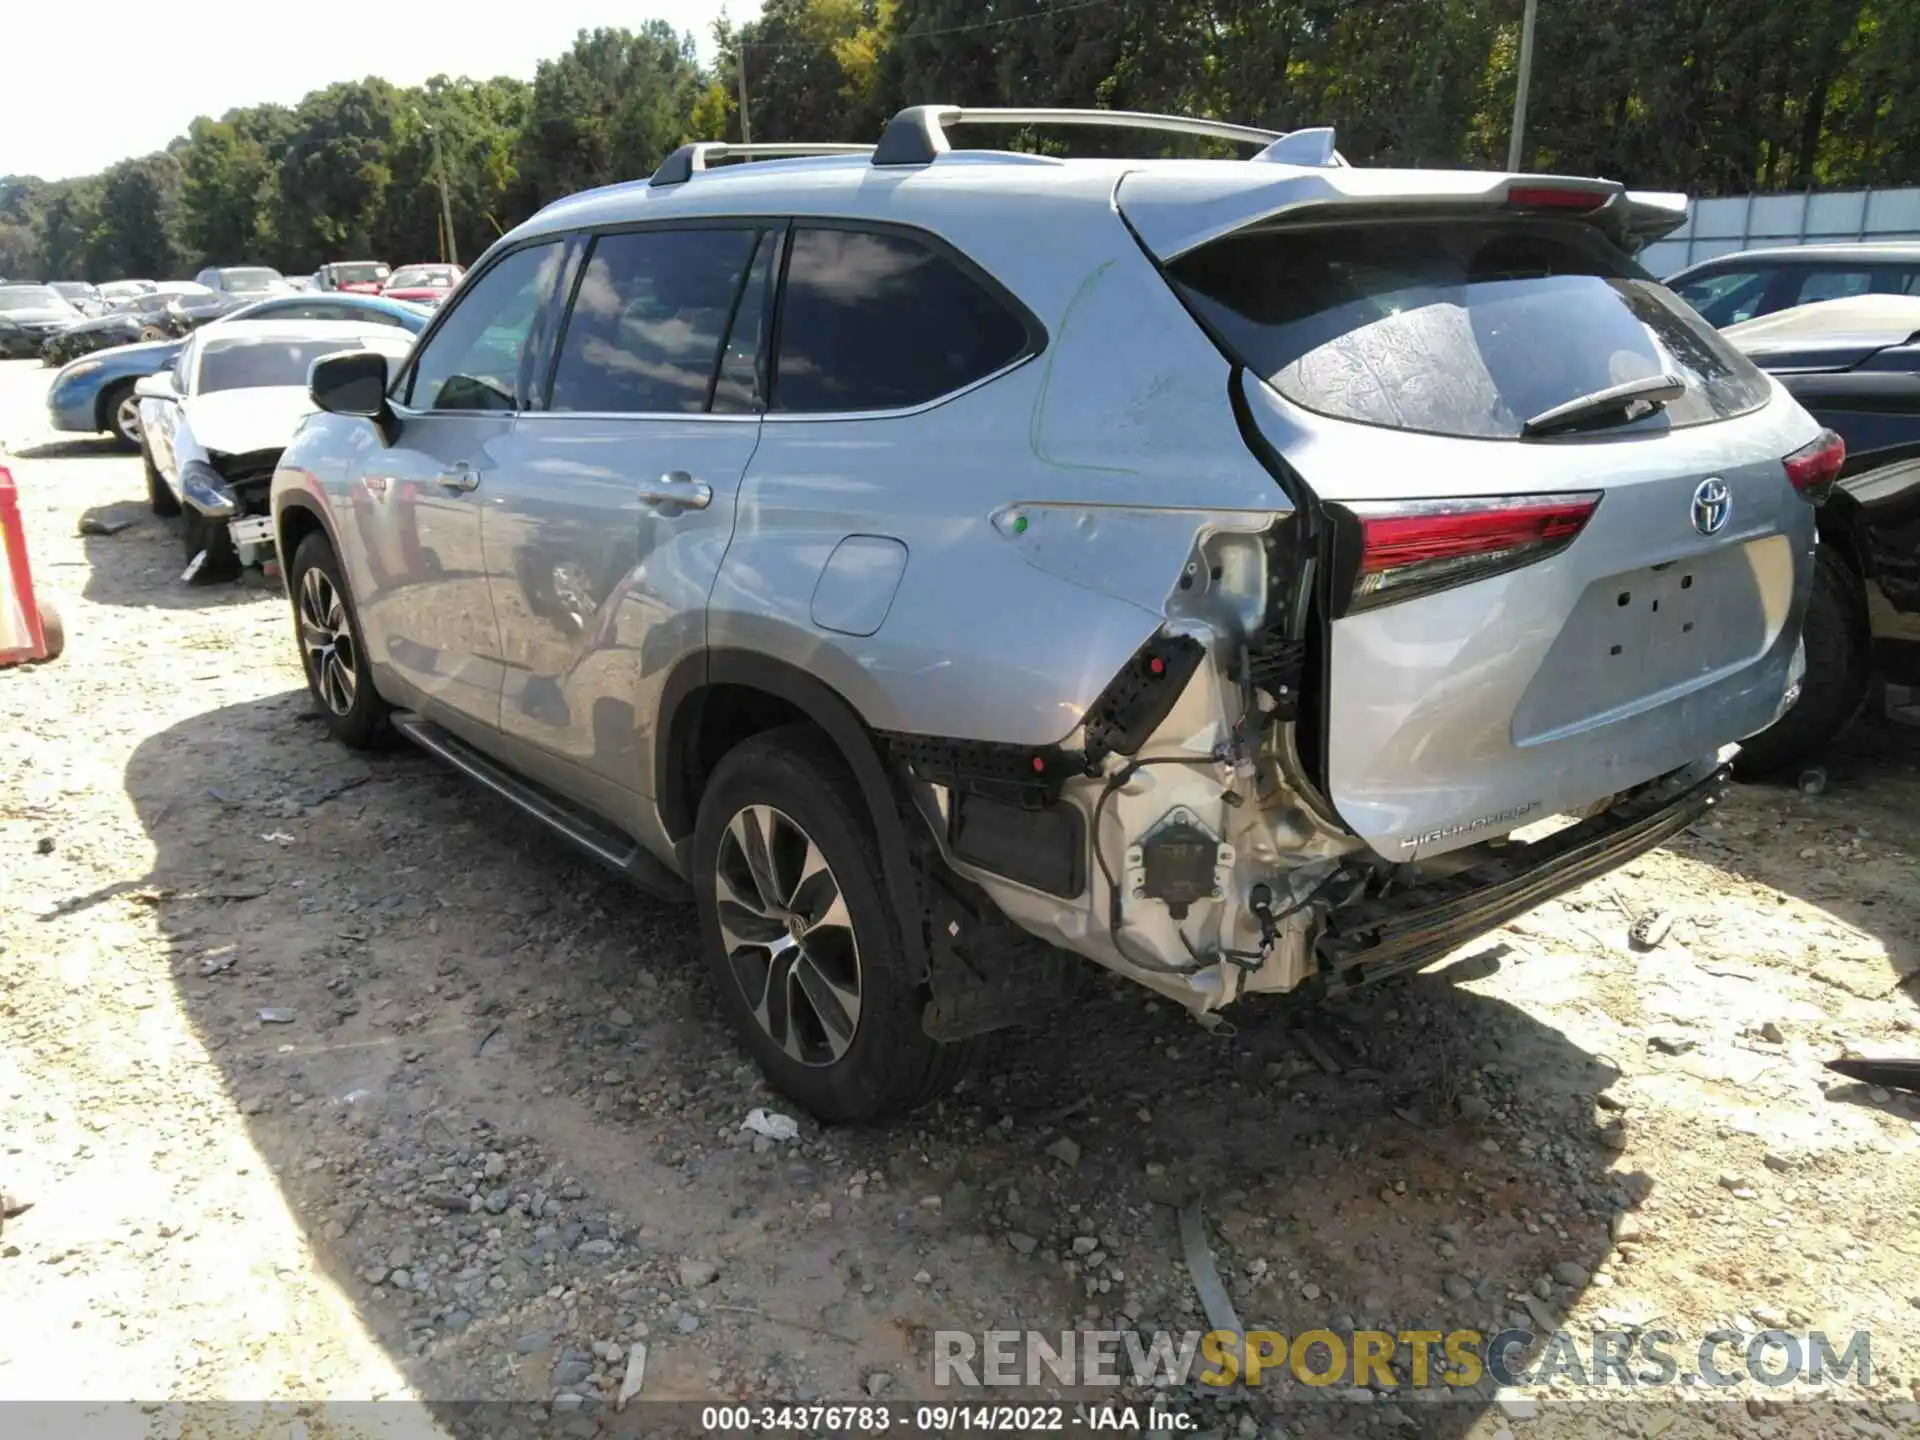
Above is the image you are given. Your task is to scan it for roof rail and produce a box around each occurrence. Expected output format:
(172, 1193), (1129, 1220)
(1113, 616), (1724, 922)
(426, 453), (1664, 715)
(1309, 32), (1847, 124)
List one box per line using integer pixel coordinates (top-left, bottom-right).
(872, 106), (1282, 166)
(651, 142), (876, 188)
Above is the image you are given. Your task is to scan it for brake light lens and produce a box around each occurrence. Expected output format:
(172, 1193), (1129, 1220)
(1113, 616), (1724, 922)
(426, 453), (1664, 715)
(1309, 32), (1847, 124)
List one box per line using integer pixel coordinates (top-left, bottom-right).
(1345, 493), (1601, 614)
(1782, 429), (1844, 503)
(1507, 185), (1610, 211)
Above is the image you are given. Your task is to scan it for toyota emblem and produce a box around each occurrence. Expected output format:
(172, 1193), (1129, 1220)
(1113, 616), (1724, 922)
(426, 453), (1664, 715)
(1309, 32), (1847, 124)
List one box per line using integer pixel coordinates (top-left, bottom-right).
(1691, 478), (1732, 536)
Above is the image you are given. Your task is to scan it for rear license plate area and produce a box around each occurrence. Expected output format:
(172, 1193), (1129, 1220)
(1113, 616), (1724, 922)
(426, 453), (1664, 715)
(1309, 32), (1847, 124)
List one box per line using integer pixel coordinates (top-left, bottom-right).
(1514, 543), (1774, 742)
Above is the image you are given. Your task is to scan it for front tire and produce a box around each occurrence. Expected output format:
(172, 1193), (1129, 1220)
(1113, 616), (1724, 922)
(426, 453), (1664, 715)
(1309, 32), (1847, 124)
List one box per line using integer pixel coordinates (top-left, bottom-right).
(289, 531), (389, 748)
(1734, 543), (1873, 778)
(181, 505), (240, 585)
(103, 381), (142, 451)
(692, 726), (968, 1123)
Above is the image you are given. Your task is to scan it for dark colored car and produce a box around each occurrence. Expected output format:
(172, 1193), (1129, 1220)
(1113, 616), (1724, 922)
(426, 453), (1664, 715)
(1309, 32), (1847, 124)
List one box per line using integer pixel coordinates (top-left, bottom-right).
(1669, 243), (1920, 329)
(1724, 296), (1920, 771)
(41, 286), (246, 365)
(39, 291), (178, 364)
(0, 284), (83, 358)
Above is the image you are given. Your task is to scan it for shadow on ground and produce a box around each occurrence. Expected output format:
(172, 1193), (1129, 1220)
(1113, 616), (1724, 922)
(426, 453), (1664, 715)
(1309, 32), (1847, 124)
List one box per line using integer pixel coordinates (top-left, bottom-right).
(77, 498), (276, 610)
(93, 684), (1677, 1438)
(9, 435), (129, 460)
(1702, 711), (1920, 1019)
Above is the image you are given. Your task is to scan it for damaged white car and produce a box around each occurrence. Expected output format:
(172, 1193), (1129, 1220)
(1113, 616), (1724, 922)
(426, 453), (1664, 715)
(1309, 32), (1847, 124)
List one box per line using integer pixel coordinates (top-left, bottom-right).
(135, 320), (415, 584)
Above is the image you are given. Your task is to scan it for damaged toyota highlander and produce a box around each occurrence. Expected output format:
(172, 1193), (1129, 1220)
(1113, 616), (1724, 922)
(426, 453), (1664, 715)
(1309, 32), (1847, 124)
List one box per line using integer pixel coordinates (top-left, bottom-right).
(271, 107), (1836, 1121)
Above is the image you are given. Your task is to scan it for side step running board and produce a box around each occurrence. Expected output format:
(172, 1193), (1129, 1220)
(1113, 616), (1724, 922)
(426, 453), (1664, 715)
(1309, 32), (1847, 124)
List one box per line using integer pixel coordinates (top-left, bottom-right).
(392, 711), (690, 903)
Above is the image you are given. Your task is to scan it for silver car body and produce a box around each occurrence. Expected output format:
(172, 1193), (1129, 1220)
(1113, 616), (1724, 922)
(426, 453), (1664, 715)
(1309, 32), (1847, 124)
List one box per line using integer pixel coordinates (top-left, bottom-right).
(273, 138), (1821, 1012)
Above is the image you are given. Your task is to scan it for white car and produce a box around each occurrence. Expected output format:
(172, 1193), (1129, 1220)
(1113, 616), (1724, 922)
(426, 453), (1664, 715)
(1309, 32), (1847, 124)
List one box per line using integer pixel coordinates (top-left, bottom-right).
(135, 320), (416, 584)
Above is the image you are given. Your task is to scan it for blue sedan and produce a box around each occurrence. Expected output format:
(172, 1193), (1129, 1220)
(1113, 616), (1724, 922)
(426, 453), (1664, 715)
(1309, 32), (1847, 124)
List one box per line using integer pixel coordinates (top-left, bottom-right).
(46, 292), (430, 449)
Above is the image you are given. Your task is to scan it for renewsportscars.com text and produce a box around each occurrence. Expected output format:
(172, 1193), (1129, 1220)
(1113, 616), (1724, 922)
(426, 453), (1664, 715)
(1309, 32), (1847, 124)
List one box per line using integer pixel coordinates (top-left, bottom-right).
(934, 1327), (1871, 1390)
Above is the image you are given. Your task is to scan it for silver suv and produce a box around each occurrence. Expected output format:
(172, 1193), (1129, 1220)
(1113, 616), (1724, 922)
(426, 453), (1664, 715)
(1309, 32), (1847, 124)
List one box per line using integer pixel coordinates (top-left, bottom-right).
(273, 107), (1836, 1122)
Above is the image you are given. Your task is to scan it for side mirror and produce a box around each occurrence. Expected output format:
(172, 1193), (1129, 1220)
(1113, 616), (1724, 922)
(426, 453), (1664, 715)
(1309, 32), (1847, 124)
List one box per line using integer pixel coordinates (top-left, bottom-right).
(133, 372), (173, 400)
(310, 349), (397, 440)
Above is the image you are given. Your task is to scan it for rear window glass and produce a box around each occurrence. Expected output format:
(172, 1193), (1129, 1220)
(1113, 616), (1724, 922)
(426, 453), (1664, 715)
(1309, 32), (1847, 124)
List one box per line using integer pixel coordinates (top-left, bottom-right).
(772, 226), (1031, 413)
(1172, 219), (1772, 440)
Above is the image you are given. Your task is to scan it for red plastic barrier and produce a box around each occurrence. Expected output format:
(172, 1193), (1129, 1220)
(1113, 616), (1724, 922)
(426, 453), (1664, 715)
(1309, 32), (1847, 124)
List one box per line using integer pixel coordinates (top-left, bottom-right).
(0, 464), (57, 666)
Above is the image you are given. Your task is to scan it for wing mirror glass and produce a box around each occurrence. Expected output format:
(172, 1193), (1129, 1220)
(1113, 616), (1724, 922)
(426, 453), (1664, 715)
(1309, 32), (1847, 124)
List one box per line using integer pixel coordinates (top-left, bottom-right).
(310, 349), (399, 442)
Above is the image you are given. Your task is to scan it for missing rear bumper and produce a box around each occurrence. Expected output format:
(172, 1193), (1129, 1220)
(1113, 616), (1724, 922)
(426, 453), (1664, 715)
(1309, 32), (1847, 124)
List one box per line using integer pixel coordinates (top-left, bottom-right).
(1317, 759), (1725, 992)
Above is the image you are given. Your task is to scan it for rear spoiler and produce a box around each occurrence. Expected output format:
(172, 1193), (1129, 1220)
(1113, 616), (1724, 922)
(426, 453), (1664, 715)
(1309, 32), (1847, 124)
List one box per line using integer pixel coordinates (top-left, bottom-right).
(1118, 171), (1692, 261)
(1620, 190), (1689, 249)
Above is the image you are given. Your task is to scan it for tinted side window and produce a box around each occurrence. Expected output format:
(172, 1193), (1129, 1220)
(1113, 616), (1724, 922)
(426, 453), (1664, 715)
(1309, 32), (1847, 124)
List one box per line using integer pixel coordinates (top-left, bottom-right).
(1792, 268), (1873, 305)
(1674, 269), (1770, 326)
(407, 242), (563, 411)
(772, 227), (1030, 413)
(549, 228), (759, 414)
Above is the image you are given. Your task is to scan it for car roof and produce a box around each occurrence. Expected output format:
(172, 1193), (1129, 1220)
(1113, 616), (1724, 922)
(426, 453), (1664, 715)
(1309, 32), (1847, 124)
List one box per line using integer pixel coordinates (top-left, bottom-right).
(195, 319), (412, 344)
(1723, 293), (1920, 347)
(1675, 242), (1920, 272)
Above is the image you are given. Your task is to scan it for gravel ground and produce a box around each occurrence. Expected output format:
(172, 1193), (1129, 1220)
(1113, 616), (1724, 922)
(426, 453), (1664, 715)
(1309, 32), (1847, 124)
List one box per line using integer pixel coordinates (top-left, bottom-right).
(4, 355), (1920, 1440)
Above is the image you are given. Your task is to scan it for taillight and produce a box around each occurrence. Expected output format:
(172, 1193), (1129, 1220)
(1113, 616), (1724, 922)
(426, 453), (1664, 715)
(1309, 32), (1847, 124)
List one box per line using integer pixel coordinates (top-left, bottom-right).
(1783, 429), (1844, 504)
(1507, 185), (1610, 211)
(1343, 493), (1600, 614)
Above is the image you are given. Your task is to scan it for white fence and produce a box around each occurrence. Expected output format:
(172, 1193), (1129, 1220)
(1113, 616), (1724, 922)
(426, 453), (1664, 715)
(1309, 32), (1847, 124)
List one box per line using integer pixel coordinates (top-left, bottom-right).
(1640, 186), (1920, 276)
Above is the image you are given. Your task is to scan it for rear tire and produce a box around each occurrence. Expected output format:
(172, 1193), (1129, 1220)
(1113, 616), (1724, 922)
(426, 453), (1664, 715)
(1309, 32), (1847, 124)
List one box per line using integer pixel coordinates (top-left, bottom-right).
(1734, 544), (1873, 778)
(289, 531), (389, 748)
(692, 725), (969, 1123)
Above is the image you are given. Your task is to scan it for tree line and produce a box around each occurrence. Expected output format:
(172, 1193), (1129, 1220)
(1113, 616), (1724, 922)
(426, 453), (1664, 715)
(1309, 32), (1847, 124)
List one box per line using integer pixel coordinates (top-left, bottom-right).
(4, 1), (1918, 284)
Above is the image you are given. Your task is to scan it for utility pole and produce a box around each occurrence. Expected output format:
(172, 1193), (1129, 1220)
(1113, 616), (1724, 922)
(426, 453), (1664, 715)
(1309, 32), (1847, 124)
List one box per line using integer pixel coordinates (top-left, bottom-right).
(428, 124), (458, 266)
(1507, 0), (1539, 173)
(736, 43), (752, 144)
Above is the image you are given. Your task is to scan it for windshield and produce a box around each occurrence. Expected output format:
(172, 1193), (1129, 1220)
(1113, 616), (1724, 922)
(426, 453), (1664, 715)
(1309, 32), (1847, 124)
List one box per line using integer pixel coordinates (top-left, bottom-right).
(50, 283), (94, 300)
(221, 268), (285, 293)
(331, 263), (389, 284)
(387, 266), (454, 288)
(0, 286), (67, 313)
(198, 338), (370, 393)
(1172, 218), (1773, 440)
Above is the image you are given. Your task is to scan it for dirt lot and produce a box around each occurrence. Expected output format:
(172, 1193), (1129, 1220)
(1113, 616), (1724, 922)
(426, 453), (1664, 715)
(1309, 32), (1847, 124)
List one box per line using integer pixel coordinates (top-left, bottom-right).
(4, 355), (1920, 1439)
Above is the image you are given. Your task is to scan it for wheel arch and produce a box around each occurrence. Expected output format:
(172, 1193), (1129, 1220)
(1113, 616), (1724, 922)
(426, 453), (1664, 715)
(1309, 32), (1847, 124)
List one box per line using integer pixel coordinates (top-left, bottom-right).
(92, 375), (135, 433)
(657, 649), (929, 978)
(276, 492), (338, 571)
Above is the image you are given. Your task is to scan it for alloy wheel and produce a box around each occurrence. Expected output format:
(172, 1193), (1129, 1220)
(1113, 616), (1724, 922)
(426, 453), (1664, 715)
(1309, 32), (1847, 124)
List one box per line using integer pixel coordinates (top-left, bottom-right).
(713, 804), (863, 1067)
(115, 394), (142, 444)
(298, 566), (358, 716)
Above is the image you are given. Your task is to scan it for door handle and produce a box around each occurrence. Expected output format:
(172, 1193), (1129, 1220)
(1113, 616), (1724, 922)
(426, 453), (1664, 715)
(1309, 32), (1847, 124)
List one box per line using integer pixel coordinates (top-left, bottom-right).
(635, 470), (712, 511)
(437, 461), (479, 494)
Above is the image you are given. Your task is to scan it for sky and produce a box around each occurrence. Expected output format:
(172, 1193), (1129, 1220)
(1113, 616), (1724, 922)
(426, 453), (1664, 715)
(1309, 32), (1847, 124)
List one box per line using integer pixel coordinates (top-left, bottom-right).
(2, 0), (760, 182)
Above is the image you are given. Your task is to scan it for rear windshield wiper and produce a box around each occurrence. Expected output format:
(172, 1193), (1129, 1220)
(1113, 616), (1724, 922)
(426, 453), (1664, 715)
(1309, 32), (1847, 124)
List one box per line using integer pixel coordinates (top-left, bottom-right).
(1521, 373), (1686, 438)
